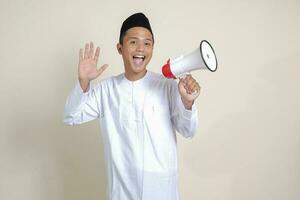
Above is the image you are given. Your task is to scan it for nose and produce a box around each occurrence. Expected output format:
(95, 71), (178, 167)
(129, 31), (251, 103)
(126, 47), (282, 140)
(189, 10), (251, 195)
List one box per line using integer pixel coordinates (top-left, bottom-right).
(136, 41), (144, 52)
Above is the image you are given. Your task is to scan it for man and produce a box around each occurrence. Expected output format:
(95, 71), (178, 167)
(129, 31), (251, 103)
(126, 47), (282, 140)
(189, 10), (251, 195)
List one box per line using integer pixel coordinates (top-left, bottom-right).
(64, 12), (201, 200)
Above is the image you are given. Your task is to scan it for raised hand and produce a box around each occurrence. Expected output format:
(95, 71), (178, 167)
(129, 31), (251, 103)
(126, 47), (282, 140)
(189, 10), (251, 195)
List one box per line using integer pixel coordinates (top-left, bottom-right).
(178, 75), (201, 110)
(78, 42), (108, 91)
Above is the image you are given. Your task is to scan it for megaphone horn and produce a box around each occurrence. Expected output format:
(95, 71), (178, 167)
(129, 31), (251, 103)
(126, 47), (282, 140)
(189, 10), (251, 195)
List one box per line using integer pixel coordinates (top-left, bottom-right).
(162, 40), (218, 79)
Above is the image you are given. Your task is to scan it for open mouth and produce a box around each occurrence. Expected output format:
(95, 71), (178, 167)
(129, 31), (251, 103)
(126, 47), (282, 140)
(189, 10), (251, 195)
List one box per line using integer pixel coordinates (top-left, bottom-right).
(133, 55), (145, 66)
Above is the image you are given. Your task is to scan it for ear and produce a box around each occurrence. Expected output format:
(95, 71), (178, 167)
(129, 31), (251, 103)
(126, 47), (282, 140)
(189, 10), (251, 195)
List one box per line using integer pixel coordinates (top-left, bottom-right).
(116, 43), (122, 55)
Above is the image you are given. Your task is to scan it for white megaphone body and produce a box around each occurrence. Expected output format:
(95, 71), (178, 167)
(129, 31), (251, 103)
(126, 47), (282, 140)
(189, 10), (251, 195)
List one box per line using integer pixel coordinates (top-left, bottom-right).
(162, 40), (218, 79)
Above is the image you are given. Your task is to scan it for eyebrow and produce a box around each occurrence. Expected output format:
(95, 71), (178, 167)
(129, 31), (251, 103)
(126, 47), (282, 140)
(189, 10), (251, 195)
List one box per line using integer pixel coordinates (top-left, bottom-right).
(127, 36), (153, 42)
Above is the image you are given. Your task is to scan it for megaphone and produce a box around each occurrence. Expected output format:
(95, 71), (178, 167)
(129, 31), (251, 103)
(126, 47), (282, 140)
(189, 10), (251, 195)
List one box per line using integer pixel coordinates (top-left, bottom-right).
(162, 40), (218, 79)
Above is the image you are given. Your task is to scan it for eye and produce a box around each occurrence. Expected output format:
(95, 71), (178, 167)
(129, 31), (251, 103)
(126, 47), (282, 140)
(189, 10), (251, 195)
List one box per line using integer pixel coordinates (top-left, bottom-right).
(145, 42), (152, 46)
(130, 40), (136, 45)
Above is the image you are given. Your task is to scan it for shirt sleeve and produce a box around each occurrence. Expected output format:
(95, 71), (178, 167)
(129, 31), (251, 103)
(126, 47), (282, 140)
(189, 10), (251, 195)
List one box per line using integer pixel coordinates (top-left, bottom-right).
(169, 80), (198, 138)
(63, 80), (102, 125)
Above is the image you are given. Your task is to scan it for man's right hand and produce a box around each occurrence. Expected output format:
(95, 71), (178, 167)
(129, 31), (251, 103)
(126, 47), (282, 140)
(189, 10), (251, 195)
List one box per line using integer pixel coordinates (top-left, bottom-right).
(78, 41), (108, 92)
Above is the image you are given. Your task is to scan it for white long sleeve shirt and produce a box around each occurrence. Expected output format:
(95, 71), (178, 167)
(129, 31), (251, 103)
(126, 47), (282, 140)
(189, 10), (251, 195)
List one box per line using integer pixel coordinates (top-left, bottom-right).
(63, 71), (198, 200)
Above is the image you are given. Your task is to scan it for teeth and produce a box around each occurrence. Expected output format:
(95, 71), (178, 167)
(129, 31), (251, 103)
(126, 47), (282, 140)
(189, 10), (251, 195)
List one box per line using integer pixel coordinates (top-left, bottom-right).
(133, 55), (145, 59)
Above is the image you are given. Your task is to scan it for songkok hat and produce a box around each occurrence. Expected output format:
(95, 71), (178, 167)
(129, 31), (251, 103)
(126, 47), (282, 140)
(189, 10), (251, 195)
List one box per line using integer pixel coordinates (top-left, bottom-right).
(119, 12), (154, 43)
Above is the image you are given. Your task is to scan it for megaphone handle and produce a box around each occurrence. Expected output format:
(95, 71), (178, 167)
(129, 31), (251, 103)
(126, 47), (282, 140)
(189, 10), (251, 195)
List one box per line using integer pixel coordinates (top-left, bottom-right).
(178, 72), (191, 79)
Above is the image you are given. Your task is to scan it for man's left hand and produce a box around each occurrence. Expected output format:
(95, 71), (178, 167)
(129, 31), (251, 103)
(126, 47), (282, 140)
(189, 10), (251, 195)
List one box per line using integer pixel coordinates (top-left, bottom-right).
(178, 75), (201, 110)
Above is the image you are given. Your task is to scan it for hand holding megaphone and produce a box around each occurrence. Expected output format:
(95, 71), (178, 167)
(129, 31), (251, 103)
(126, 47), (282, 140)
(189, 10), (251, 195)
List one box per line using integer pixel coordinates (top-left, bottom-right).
(162, 40), (218, 79)
(179, 74), (201, 101)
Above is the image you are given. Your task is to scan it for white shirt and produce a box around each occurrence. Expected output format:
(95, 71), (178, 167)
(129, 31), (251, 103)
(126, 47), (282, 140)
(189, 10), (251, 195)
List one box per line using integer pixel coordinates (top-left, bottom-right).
(64, 71), (198, 200)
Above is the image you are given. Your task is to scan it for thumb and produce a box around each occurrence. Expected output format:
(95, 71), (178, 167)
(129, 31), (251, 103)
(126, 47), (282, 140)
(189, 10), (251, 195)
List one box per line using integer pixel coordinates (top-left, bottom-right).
(96, 64), (109, 78)
(178, 76), (187, 89)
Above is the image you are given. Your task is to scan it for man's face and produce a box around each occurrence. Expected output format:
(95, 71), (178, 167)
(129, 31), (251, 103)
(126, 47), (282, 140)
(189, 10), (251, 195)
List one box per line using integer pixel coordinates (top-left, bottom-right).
(117, 27), (154, 80)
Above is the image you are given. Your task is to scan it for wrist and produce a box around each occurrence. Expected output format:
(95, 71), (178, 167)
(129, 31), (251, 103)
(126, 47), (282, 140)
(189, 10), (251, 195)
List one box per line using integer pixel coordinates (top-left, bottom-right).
(78, 78), (90, 92)
(181, 98), (194, 110)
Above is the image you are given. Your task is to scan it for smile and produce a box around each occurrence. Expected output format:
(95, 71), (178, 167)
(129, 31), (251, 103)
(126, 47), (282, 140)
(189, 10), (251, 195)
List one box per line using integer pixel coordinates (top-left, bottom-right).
(133, 55), (145, 60)
(132, 55), (145, 66)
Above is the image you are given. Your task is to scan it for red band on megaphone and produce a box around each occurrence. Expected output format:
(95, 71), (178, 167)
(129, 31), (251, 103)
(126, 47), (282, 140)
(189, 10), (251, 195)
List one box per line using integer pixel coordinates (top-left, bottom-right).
(162, 59), (176, 79)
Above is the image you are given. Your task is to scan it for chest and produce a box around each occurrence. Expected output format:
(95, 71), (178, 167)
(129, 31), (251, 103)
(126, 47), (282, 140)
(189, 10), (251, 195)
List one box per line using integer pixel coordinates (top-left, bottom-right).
(104, 81), (171, 123)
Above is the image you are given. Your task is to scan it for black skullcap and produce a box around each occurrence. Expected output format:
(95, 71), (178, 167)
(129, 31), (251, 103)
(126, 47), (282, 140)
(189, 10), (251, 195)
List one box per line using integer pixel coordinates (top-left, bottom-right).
(119, 12), (154, 44)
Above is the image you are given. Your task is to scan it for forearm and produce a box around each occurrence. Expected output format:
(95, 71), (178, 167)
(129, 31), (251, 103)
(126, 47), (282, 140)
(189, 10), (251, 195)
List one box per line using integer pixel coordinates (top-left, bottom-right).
(172, 103), (198, 138)
(64, 82), (88, 125)
(63, 81), (100, 125)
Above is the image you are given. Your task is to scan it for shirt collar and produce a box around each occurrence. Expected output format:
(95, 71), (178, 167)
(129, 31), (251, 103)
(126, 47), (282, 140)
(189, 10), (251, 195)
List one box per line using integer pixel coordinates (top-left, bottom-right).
(121, 70), (152, 85)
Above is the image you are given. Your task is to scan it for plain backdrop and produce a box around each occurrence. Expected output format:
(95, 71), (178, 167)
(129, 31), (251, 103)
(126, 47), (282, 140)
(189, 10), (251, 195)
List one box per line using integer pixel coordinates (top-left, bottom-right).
(1, 0), (299, 199)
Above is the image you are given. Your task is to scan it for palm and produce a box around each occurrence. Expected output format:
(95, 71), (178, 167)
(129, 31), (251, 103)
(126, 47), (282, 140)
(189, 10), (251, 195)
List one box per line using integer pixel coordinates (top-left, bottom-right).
(79, 58), (99, 80)
(78, 42), (108, 81)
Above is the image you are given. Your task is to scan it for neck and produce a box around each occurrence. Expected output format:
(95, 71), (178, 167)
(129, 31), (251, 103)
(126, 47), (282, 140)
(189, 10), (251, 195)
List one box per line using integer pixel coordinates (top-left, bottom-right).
(125, 70), (147, 81)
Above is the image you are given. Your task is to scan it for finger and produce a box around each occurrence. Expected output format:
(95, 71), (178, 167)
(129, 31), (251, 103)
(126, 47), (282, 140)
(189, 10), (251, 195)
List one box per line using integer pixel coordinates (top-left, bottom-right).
(186, 82), (196, 91)
(89, 41), (94, 58)
(179, 76), (188, 86)
(186, 81), (200, 93)
(179, 77), (184, 84)
(186, 77), (197, 87)
(79, 48), (83, 61)
(84, 43), (89, 59)
(96, 64), (109, 77)
(178, 77), (184, 87)
(94, 47), (100, 62)
(179, 78), (188, 92)
(185, 74), (192, 81)
(192, 83), (201, 95)
(182, 81), (192, 93)
(190, 83), (199, 93)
